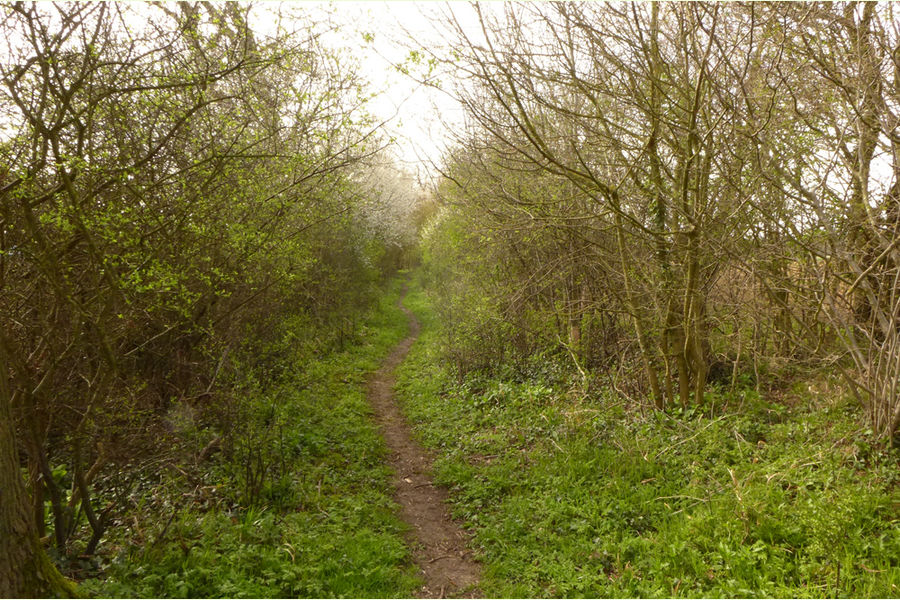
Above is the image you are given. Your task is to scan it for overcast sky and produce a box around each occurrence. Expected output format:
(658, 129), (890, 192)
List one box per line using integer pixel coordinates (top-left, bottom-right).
(251, 1), (472, 183)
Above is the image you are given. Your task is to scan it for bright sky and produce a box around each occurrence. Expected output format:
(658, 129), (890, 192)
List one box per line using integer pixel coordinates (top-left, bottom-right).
(336, 2), (462, 180)
(0, 1), (471, 185)
(252, 1), (472, 184)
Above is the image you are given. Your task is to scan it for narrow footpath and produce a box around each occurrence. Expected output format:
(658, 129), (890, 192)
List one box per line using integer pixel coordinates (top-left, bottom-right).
(367, 285), (481, 598)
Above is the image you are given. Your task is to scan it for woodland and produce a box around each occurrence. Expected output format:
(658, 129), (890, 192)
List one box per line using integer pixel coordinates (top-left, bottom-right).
(1, 2), (899, 598)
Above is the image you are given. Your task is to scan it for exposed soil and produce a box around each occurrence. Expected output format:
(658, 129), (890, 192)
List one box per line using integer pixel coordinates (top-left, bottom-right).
(367, 286), (481, 598)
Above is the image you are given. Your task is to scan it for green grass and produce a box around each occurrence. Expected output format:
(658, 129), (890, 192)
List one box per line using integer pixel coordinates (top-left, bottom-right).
(83, 276), (420, 598)
(397, 278), (900, 598)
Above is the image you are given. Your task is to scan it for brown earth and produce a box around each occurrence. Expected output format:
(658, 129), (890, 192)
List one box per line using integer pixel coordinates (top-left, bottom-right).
(367, 286), (482, 598)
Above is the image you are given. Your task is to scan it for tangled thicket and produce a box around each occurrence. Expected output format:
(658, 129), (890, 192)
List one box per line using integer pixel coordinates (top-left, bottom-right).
(0, 4), (419, 595)
(424, 2), (900, 441)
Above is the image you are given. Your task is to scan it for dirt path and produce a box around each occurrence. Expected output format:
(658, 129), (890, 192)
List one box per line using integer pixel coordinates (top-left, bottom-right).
(367, 286), (481, 598)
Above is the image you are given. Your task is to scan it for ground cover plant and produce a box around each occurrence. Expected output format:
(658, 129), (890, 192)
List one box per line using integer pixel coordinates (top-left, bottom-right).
(397, 281), (900, 598)
(81, 279), (420, 598)
(6, 3), (900, 597)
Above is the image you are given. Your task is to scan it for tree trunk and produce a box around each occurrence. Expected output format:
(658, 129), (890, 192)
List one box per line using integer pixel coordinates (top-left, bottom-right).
(613, 212), (662, 406)
(0, 345), (77, 598)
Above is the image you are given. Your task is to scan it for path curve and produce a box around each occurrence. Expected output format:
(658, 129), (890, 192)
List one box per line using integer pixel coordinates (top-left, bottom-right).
(367, 284), (481, 598)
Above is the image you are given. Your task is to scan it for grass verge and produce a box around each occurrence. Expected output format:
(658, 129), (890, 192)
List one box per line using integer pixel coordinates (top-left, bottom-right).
(82, 276), (420, 598)
(397, 278), (900, 598)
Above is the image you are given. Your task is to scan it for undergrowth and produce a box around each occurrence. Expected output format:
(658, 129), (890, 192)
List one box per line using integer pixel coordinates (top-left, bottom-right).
(82, 276), (420, 598)
(397, 279), (900, 598)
